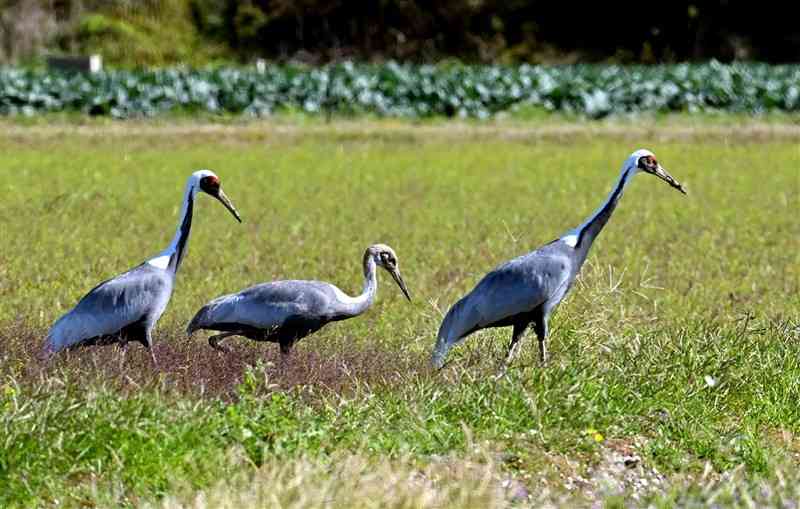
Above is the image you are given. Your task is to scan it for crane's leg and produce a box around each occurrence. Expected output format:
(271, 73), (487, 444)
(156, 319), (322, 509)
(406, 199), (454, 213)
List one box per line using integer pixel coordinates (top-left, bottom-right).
(209, 332), (238, 354)
(504, 321), (530, 367)
(277, 341), (294, 373)
(144, 330), (158, 369)
(532, 316), (549, 365)
(118, 339), (129, 367)
(494, 321), (530, 379)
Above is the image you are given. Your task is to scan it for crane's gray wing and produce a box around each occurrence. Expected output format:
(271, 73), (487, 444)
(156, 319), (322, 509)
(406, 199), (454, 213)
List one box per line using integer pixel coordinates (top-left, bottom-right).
(45, 264), (172, 353)
(437, 245), (573, 345)
(187, 280), (333, 333)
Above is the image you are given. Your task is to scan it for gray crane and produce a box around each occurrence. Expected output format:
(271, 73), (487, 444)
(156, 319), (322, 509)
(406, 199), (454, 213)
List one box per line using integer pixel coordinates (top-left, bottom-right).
(186, 244), (411, 357)
(431, 149), (686, 370)
(43, 170), (241, 364)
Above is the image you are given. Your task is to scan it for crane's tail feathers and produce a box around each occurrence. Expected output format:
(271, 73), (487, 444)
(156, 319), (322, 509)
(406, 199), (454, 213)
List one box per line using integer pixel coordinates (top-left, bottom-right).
(431, 336), (451, 370)
(430, 351), (446, 370)
(186, 317), (200, 337)
(42, 324), (69, 357)
(432, 299), (472, 369)
(186, 306), (212, 337)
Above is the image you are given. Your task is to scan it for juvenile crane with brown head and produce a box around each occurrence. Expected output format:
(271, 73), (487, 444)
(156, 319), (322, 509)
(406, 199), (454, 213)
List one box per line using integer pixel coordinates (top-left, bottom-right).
(187, 244), (412, 357)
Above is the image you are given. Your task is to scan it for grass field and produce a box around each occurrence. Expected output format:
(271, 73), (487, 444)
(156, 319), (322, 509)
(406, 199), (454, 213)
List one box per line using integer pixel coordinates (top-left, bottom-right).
(0, 117), (799, 507)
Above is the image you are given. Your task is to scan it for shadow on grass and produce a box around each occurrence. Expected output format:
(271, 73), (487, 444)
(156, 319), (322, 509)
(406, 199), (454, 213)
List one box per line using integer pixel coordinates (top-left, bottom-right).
(0, 323), (429, 401)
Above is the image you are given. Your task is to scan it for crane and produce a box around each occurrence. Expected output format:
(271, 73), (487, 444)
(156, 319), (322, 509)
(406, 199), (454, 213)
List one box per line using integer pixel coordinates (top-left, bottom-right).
(431, 149), (685, 370)
(43, 170), (242, 365)
(186, 243), (411, 357)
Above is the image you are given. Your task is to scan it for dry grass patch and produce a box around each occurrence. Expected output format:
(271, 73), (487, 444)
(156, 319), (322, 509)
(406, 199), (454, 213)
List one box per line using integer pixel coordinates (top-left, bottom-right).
(154, 451), (521, 509)
(1, 116), (799, 148)
(0, 324), (424, 401)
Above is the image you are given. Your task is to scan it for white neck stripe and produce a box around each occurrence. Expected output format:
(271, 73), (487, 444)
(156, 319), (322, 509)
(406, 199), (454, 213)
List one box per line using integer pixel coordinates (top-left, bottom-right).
(561, 165), (637, 247)
(147, 178), (198, 271)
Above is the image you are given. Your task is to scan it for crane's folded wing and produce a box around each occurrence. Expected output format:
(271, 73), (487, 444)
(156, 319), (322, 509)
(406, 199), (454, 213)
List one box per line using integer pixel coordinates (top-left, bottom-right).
(190, 280), (328, 330)
(47, 264), (171, 351)
(439, 251), (572, 342)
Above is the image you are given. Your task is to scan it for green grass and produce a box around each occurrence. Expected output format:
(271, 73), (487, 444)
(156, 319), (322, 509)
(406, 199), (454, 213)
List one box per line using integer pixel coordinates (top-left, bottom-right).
(0, 119), (798, 507)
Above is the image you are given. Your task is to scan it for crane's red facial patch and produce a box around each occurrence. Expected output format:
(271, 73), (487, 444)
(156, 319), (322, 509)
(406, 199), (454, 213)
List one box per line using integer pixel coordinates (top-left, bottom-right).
(638, 155), (658, 172)
(199, 175), (221, 194)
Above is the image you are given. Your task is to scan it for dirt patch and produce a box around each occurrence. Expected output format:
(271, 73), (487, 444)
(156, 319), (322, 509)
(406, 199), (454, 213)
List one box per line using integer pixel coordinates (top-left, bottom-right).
(562, 439), (667, 506)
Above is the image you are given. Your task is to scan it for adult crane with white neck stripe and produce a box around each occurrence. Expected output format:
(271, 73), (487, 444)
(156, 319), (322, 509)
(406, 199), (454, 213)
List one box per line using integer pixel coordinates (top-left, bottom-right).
(43, 170), (242, 364)
(432, 149), (686, 370)
(186, 244), (411, 357)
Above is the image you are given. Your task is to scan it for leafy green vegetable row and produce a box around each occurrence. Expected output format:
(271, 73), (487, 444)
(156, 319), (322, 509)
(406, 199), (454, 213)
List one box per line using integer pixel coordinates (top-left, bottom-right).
(1, 61), (798, 118)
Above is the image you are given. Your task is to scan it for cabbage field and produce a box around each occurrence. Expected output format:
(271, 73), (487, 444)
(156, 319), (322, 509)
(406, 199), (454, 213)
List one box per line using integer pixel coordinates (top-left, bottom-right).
(1, 61), (798, 119)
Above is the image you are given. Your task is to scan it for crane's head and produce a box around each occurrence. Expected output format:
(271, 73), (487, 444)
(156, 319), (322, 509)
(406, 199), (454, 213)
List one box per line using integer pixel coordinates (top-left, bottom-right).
(628, 149), (686, 195)
(367, 244), (411, 301)
(192, 169), (242, 222)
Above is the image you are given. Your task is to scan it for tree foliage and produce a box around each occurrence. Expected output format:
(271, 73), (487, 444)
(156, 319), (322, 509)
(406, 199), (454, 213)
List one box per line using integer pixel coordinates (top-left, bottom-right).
(0, 1), (797, 66)
(187, 0), (799, 63)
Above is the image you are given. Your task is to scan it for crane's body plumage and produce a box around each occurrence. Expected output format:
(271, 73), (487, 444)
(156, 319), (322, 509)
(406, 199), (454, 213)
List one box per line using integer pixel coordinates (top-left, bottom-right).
(432, 149), (685, 369)
(187, 280), (365, 350)
(46, 264), (173, 352)
(438, 241), (575, 345)
(187, 244), (411, 355)
(43, 170), (241, 362)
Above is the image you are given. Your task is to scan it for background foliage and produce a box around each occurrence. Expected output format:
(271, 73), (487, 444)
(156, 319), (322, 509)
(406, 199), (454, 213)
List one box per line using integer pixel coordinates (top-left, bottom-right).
(0, 0), (798, 66)
(1, 62), (798, 119)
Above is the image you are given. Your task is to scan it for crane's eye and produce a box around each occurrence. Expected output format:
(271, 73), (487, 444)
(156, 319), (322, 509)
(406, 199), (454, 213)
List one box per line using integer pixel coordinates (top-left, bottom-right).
(637, 156), (657, 172)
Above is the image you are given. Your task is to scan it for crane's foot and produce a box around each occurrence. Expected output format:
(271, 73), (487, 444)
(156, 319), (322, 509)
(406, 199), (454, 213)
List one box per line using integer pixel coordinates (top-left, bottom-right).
(493, 343), (523, 380)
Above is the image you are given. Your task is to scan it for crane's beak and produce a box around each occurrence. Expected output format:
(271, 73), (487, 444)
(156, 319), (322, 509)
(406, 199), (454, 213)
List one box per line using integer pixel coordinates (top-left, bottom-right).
(652, 164), (687, 195)
(215, 188), (242, 222)
(389, 267), (412, 302)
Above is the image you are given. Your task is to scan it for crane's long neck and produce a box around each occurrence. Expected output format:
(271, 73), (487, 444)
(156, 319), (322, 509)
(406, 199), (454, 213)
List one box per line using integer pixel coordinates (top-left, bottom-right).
(146, 181), (196, 274)
(562, 166), (636, 256)
(337, 253), (378, 318)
